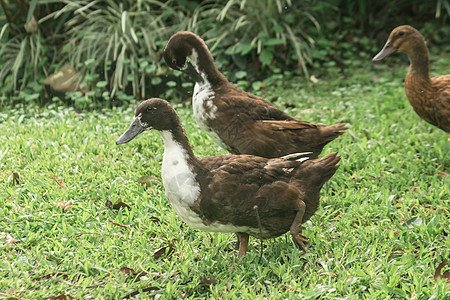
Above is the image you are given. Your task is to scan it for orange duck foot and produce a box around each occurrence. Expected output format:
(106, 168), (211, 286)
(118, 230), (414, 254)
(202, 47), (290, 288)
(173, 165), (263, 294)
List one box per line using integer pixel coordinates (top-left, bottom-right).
(293, 234), (308, 252)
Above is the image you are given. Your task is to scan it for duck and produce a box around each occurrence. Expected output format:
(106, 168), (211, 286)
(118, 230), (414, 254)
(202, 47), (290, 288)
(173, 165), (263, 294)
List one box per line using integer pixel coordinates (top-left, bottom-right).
(116, 98), (341, 258)
(163, 31), (347, 159)
(373, 25), (450, 132)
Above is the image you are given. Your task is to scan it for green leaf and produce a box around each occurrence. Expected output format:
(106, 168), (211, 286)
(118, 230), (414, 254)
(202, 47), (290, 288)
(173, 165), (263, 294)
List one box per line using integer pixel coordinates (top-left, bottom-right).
(151, 77), (162, 85)
(259, 49), (274, 65)
(284, 13), (295, 24)
(84, 59), (95, 66)
(273, 24), (284, 33)
(145, 65), (156, 74)
(26, 0), (38, 24)
(225, 45), (237, 55)
(235, 70), (247, 79)
(166, 81), (176, 87)
(252, 81), (262, 91)
(240, 43), (253, 55)
(263, 38), (285, 46)
(96, 81), (108, 88)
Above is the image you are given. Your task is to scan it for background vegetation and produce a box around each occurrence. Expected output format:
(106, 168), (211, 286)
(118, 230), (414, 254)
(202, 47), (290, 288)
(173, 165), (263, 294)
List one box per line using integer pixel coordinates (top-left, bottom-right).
(0, 0), (449, 108)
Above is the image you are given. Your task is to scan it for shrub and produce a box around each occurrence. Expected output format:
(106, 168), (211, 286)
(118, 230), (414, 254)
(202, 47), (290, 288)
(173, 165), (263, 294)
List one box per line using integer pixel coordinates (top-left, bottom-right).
(193, 0), (320, 78)
(0, 0), (448, 107)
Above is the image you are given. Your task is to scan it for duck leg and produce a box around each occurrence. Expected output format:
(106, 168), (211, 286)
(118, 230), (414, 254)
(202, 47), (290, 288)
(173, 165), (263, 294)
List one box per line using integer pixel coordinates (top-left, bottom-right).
(234, 233), (240, 250)
(289, 200), (308, 252)
(297, 226), (309, 244)
(236, 232), (249, 258)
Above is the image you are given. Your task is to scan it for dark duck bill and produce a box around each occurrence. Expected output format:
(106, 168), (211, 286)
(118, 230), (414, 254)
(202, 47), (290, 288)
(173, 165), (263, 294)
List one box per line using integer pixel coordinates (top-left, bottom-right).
(373, 40), (397, 61)
(116, 116), (146, 145)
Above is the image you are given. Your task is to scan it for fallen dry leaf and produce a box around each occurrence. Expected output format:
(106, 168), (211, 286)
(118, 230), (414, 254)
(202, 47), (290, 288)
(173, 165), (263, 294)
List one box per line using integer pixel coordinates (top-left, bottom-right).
(370, 76), (380, 83)
(438, 171), (448, 177)
(113, 200), (131, 210)
(119, 267), (146, 277)
(51, 174), (67, 190)
(5, 234), (19, 244)
(154, 243), (175, 260)
(282, 102), (295, 109)
(119, 267), (138, 275)
(434, 259), (450, 283)
(123, 286), (159, 299)
(150, 216), (160, 224)
(332, 214), (343, 221)
(57, 199), (73, 210)
(108, 220), (131, 229)
(309, 75), (319, 83)
(12, 172), (20, 186)
(106, 199), (131, 210)
(48, 294), (77, 300)
(200, 275), (217, 286)
(32, 272), (68, 282)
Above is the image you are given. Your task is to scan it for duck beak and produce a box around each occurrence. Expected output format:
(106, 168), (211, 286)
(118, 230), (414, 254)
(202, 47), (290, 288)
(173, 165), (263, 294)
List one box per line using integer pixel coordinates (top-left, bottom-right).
(116, 118), (145, 145)
(373, 40), (396, 62)
(185, 62), (204, 83)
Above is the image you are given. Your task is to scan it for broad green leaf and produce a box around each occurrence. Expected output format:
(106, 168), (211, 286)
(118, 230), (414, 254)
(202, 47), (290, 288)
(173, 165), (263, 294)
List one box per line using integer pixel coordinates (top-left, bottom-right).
(259, 49), (274, 65)
(235, 70), (247, 79)
(263, 38), (285, 46)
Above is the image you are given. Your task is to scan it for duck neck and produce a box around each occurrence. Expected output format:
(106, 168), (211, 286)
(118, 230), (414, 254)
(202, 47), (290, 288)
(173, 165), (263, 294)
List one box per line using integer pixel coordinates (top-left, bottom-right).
(406, 42), (430, 81)
(189, 39), (228, 86)
(159, 124), (198, 168)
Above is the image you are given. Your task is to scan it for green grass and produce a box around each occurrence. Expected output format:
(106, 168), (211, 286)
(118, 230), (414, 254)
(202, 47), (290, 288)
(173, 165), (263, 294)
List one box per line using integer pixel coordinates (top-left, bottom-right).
(0, 60), (449, 299)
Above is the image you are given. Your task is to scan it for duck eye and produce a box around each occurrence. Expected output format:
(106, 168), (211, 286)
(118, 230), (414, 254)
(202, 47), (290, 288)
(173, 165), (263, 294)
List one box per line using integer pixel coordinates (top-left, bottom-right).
(398, 31), (404, 36)
(146, 107), (153, 112)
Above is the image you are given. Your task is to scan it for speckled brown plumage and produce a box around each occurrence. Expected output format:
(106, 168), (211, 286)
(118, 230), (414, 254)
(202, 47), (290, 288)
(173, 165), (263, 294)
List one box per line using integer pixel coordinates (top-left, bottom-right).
(116, 99), (341, 258)
(164, 31), (347, 158)
(373, 25), (450, 132)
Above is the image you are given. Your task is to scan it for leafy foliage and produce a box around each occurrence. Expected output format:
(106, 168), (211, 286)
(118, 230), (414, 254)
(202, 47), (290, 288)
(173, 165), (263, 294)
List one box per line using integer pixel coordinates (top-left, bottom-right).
(0, 0), (449, 106)
(0, 30), (47, 91)
(59, 0), (189, 99)
(194, 0), (320, 77)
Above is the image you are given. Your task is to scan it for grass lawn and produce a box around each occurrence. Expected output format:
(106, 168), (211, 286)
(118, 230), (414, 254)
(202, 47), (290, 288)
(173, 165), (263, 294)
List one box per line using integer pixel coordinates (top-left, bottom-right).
(0, 60), (449, 299)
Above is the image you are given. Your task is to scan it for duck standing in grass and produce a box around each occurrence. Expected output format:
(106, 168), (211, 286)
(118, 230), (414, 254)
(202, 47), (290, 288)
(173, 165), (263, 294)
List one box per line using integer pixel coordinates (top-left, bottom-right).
(116, 99), (340, 258)
(163, 31), (347, 159)
(373, 25), (450, 132)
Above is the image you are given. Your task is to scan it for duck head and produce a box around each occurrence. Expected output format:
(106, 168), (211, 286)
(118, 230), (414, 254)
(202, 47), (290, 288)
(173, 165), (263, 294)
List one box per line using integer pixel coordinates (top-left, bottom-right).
(116, 98), (177, 144)
(373, 25), (424, 61)
(163, 31), (205, 83)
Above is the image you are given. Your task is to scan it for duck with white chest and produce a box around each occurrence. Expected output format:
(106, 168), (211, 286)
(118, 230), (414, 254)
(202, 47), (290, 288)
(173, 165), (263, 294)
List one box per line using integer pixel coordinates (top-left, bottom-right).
(116, 98), (341, 258)
(163, 31), (347, 159)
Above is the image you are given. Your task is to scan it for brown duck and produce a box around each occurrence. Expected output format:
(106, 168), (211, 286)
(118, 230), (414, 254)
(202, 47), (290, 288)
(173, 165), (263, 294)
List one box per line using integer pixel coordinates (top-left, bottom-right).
(373, 25), (450, 132)
(163, 31), (347, 158)
(116, 98), (340, 258)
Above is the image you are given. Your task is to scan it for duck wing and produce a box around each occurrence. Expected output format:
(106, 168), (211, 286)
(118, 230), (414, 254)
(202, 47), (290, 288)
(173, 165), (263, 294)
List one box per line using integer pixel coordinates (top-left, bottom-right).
(431, 75), (450, 132)
(213, 118), (346, 158)
(195, 154), (310, 227)
(215, 84), (295, 121)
